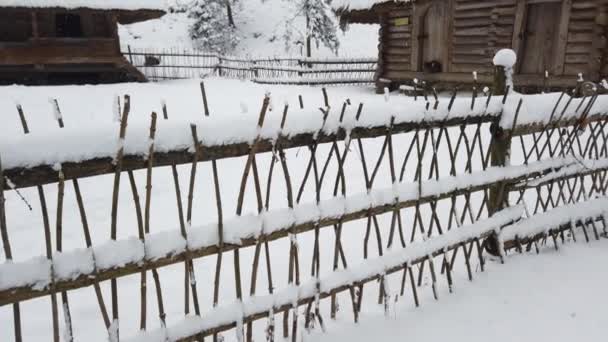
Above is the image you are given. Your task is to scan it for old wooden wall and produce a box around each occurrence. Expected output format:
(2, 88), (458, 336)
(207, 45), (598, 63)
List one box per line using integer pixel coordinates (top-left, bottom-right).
(377, 3), (413, 81)
(374, 0), (608, 87)
(451, 0), (516, 74)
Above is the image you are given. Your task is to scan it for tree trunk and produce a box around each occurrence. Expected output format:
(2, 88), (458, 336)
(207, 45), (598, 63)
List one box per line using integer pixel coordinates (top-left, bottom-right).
(306, 13), (311, 58)
(225, 0), (235, 27)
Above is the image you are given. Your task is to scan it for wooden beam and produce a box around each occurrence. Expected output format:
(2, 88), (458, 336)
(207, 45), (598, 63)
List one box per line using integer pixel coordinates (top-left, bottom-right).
(0, 163), (581, 307)
(444, 0), (455, 72)
(410, 2), (422, 71)
(512, 0), (528, 74)
(30, 11), (39, 38)
(3, 115), (497, 190)
(375, 12), (387, 92)
(553, 0), (572, 75)
(588, 3), (608, 81)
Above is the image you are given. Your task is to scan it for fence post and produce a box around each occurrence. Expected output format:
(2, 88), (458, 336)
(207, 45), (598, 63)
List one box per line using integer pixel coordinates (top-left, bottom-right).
(486, 65), (511, 255)
(252, 60), (258, 79)
(218, 56), (223, 77)
(127, 45), (134, 65)
(297, 59), (304, 78)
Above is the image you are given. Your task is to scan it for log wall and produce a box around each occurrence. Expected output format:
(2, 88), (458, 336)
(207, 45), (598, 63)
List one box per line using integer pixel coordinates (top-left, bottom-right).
(372, 0), (607, 88)
(451, 0), (516, 74)
(567, 1), (598, 76)
(382, 5), (413, 75)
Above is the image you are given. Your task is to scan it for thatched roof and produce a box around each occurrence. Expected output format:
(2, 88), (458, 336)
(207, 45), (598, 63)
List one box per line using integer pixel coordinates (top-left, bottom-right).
(0, 0), (166, 24)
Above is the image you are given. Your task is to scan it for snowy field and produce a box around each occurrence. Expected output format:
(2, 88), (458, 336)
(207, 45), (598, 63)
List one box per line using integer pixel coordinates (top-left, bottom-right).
(1, 78), (607, 342)
(119, 0), (380, 57)
(312, 239), (608, 342)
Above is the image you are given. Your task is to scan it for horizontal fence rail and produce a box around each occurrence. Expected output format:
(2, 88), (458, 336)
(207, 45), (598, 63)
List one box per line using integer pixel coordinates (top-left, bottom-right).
(1, 82), (607, 342)
(123, 47), (377, 85)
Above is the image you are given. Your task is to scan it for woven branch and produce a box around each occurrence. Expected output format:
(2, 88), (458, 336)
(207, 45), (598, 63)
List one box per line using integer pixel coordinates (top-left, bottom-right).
(0, 159), (587, 306)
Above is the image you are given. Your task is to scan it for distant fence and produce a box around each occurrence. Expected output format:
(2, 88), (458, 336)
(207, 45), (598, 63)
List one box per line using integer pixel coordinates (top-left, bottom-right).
(123, 47), (377, 85)
(1, 76), (608, 342)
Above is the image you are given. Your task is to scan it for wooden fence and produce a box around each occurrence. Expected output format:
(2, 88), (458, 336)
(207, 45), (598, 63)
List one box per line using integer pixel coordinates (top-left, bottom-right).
(1, 80), (607, 342)
(123, 47), (377, 85)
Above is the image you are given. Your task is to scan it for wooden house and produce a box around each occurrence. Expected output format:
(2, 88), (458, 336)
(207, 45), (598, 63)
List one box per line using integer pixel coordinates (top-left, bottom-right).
(0, 1), (166, 85)
(334, 0), (608, 92)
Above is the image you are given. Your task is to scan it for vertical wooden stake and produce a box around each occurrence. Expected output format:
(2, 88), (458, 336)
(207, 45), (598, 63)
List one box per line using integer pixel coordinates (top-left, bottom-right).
(0, 155), (23, 342)
(201, 81), (210, 117)
(109, 95), (131, 340)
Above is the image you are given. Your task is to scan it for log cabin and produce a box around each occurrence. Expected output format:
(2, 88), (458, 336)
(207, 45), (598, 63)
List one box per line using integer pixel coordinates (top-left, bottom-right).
(0, 1), (166, 85)
(334, 0), (608, 93)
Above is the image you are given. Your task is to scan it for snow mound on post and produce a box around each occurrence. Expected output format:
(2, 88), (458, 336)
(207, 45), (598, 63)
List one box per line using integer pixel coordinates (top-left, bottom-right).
(493, 49), (517, 68)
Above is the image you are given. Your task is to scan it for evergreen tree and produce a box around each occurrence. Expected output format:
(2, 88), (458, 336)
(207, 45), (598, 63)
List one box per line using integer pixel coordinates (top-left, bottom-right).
(188, 0), (240, 53)
(284, 0), (340, 56)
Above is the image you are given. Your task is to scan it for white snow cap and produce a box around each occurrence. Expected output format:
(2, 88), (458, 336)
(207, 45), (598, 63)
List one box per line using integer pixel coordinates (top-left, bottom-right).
(493, 49), (517, 68)
(332, 0), (411, 11)
(0, 0), (166, 11)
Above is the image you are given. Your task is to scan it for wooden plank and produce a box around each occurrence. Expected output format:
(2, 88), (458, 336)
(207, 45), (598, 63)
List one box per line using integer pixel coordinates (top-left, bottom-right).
(449, 63), (494, 73)
(454, 7), (515, 19)
(386, 32), (412, 40)
(565, 42), (592, 54)
(564, 63), (589, 75)
(454, 36), (512, 45)
(386, 39), (411, 48)
(587, 3), (607, 81)
(454, 16), (514, 27)
(554, 0), (572, 75)
(455, 0), (517, 11)
(386, 9), (412, 18)
(452, 55), (492, 64)
(383, 69), (494, 82)
(565, 53), (592, 64)
(520, 2), (562, 74)
(384, 55), (413, 64)
(512, 0), (527, 73)
(410, 2), (425, 71)
(446, 0), (455, 72)
(567, 32), (594, 43)
(0, 39), (121, 65)
(387, 25), (413, 33)
(568, 21), (595, 32)
(3, 114), (498, 190)
(454, 26), (513, 37)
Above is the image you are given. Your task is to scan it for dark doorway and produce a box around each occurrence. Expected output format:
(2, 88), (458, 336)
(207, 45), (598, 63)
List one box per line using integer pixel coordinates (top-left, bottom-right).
(0, 11), (32, 42)
(519, 3), (561, 74)
(55, 13), (83, 38)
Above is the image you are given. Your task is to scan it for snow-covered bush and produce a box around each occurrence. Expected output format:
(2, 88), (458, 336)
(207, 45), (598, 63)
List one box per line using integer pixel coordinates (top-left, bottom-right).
(188, 0), (240, 53)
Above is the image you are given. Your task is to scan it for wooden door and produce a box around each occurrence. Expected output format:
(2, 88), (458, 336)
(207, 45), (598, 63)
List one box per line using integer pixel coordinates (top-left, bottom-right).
(519, 2), (561, 74)
(419, 1), (447, 72)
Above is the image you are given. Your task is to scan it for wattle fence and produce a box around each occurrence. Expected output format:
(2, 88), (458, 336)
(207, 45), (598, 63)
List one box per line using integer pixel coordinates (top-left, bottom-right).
(123, 47), (377, 85)
(1, 76), (608, 342)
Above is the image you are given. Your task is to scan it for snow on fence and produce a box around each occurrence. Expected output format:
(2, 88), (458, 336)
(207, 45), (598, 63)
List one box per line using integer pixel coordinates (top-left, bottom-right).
(1, 81), (608, 342)
(123, 47), (377, 85)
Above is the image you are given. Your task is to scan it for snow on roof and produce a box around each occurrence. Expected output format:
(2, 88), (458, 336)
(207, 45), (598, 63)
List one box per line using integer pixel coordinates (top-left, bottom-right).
(332, 0), (411, 12)
(0, 0), (167, 11)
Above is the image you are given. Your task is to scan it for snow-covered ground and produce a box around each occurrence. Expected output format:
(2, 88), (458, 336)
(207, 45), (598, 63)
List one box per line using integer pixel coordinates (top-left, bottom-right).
(119, 0), (379, 57)
(312, 239), (608, 342)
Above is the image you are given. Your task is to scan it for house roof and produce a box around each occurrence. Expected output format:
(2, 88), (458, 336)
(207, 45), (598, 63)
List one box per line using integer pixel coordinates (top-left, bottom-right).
(333, 0), (411, 24)
(0, 0), (167, 23)
(0, 0), (166, 11)
(332, 0), (401, 12)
